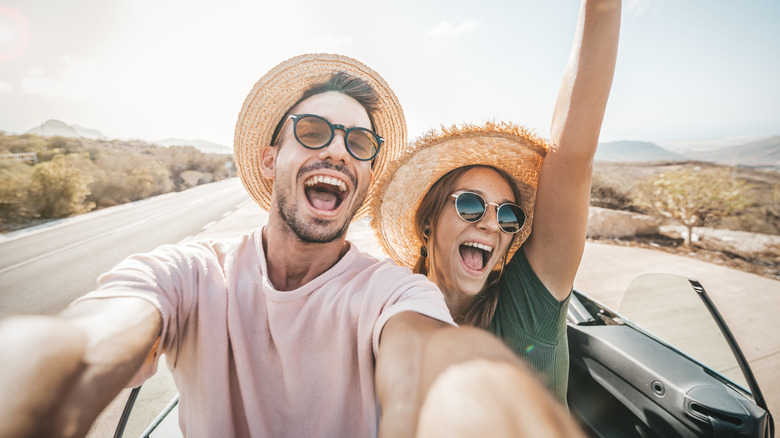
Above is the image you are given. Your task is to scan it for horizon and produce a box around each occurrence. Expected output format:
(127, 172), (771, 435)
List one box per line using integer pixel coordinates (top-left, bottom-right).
(14, 118), (778, 153)
(1, 1), (779, 147)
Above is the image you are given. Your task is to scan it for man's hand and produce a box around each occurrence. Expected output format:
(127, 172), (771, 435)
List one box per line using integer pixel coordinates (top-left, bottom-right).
(0, 297), (161, 438)
(376, 312), (584, 438)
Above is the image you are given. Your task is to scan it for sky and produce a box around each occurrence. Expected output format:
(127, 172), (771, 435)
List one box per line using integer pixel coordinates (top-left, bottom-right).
(0, 0), (778, 149)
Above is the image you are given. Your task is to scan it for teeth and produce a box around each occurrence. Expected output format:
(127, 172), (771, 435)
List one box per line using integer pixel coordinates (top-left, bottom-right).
(463, 242), (493, 252)
(305, 175), (347, 192)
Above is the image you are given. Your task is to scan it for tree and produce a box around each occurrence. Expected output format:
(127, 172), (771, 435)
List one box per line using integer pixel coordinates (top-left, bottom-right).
(632, 167), (754, 249)
(30, 155), (95, 218)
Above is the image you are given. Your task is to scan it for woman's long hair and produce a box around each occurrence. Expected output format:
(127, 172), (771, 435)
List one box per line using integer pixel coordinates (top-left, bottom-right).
(413, 165), (521, 328)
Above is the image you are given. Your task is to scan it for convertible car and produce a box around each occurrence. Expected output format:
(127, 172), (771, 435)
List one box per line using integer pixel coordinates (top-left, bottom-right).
(568, 274), (773, 437)
(114, 274), (774, 437)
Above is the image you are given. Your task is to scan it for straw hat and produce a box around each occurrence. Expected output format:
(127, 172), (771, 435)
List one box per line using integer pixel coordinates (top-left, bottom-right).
(234, 53), (406, 219)
(370, 121), (550, 269)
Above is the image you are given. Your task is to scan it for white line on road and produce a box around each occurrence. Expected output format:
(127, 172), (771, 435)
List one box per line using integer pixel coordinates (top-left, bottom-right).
(0, 209), (171, 274)
(0, 228), (120, 275)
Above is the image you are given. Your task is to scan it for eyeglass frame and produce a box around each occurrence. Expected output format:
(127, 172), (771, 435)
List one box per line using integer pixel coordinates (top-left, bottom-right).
(272, 113), (384, 162)
(449, 191), (526, 234)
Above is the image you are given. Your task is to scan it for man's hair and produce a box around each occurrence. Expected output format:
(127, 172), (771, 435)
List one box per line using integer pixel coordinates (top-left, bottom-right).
(271, 72), (381, 145)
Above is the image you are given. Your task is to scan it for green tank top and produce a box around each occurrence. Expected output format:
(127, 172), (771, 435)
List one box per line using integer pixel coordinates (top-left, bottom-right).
(488, 249), (571, 404)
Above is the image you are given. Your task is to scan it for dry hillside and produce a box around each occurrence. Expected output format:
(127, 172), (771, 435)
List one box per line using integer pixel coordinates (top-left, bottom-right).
(591, 161), (780, 279)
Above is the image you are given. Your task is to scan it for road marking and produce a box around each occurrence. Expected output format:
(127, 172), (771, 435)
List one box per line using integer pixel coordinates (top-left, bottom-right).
(202, 221), (216, 230)
(1, 189), (249, 273)
(0, 229), (121, 275)
(0, 209), (172, 274)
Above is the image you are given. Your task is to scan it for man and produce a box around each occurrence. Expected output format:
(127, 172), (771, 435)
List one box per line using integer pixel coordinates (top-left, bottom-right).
(0, 54), (581, 438)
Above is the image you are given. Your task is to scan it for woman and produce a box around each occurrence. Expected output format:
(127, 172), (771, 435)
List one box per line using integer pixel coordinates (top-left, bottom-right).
(371, 0), (621, 403)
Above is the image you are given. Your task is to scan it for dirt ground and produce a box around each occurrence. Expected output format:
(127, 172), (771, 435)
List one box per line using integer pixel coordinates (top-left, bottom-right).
(589, 160), (780, 281)
(591, 230), (780, 281)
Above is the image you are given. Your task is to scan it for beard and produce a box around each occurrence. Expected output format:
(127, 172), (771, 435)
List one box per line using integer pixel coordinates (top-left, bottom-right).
(274, 162), (367, 244)
(275, 191), (351, 243)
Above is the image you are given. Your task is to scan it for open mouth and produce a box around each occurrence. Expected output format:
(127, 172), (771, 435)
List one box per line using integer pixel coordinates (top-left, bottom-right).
(459, 241), (493, 273)
(304, 175), (348, 212)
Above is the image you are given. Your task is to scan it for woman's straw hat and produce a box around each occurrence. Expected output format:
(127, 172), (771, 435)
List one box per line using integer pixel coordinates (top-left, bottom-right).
(234, 53), (406, 219)
(370, 121), (550, 268)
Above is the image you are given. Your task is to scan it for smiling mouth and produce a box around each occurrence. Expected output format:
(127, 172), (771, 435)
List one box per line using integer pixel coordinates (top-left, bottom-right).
(459, 241), (493, 272)
(304, 175), (348, 211)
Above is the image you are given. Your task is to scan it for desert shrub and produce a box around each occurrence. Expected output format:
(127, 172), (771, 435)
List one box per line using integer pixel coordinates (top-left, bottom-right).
(89, 153), (173, 207)
(46, 136), (82, 154)
(30, 155), (95, 218)
(156, 146), (232, 189)
(1, 133), (235, 225)
(0, 160), (36, 219)
(591, 173), (635, 211)
(632, 167), (754, 248)
(0, 133), (47, 155)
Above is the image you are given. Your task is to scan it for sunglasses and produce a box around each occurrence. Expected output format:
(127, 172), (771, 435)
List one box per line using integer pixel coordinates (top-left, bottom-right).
(274, 114), (384, 162)
(450, 192), (526, 234)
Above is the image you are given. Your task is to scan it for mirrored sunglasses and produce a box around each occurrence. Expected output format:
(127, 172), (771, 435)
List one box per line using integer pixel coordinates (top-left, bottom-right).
(275, 114), (383, 162)
(450, 191), (526, 234)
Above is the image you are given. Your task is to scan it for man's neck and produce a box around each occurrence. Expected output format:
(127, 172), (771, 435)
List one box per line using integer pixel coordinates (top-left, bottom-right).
(261, 218), (350, 291)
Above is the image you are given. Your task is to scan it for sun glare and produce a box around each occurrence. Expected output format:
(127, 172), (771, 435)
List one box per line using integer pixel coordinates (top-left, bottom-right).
(0, 6), (29, 62)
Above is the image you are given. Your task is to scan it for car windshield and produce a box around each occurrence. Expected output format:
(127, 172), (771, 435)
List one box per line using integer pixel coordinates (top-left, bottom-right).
(618, 274), (750, 392)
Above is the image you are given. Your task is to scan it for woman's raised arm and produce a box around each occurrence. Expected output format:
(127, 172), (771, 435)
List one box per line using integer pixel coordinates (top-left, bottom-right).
(524, 0), (622, 301)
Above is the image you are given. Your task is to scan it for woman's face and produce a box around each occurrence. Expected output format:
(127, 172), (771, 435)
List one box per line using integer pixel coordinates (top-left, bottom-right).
(429, 167), (516, 302)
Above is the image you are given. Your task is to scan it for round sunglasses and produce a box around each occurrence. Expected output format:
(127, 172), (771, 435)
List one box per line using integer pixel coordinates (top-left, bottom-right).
(274, 114), (383, 161)
(450, 192), (526, 234)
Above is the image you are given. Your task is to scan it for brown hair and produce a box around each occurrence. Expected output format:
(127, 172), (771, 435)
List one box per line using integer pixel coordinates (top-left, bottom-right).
(413, 165), (520, 328)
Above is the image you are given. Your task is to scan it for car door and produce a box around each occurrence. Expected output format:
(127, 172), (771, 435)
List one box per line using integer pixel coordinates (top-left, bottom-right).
(567, 273), (774, 438)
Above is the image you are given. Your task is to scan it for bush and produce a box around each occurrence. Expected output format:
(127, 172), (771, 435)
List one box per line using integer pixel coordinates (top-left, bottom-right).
(591, 173), (635, 211)
(631, 167), (754, 248)
(0, 160), (35, 219)
(0, 133), (236, 225)
(30, 155), (95, 218)
(88, 153), (173, 207)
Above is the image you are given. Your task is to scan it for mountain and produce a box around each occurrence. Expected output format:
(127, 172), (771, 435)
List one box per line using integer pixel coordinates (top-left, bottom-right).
(595, 140), (688, 162)
(657, 136), (766, 153)
(25, 119), (107, 140)
(71, 124), (108, 140)
(154, 138), (232, 155)
(21, 120), (231, 155)
(683, 136), (780, 167)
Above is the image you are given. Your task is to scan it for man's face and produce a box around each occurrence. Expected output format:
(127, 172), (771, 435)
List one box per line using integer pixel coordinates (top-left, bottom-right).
(268, 91), (373, 243)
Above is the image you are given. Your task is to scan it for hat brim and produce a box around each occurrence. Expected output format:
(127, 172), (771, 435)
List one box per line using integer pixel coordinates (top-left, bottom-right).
(371, 121), (549, 268)
(234, 53), (406, 220)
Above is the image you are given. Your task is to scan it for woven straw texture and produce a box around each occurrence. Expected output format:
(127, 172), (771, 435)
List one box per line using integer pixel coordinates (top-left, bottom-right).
(370, 121), (550, 268)
(234, 53), (406, 219)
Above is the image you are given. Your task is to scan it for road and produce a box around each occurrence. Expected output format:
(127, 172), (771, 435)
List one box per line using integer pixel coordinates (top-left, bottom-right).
(0, 178), (251, 317)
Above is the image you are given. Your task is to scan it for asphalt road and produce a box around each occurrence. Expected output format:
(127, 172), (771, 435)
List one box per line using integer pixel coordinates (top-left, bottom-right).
(0, 178), (250, 317)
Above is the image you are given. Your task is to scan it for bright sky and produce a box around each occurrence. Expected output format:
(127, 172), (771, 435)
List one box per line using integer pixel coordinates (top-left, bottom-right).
(1, 0), (778, 148)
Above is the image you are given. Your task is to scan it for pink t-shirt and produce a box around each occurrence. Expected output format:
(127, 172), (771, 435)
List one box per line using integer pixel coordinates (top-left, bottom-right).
(78, 229), (454, 437)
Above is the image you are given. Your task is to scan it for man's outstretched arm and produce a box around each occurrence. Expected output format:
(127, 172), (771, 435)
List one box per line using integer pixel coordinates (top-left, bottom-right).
(376, 312), (584, 438)
(0, 297), (161, 438)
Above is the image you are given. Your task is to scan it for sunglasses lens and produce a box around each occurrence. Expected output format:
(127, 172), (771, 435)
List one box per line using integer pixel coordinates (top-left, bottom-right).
(346, 129), (380, 161)
(497, 204), (525, 234)
(455, 192), (486, 222)
(295, 116), (332, 148)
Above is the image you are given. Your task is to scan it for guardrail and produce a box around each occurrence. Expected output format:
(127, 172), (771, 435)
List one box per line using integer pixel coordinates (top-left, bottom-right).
(0, 152), (38, 163)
